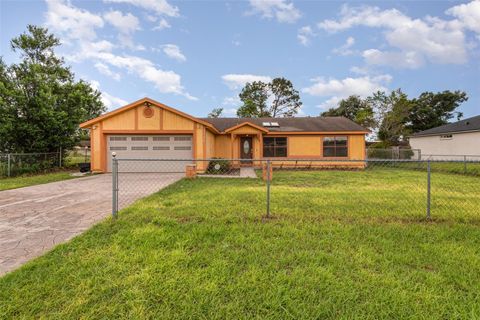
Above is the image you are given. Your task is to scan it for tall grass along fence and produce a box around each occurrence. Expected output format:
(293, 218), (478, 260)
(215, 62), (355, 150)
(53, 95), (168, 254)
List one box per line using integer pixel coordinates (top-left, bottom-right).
(111, 157), (480, 222)
(0, 149), (90, 177)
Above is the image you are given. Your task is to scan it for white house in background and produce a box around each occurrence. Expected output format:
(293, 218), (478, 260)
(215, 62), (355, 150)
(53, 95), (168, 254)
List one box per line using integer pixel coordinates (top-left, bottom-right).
(409, 115), (480, 157)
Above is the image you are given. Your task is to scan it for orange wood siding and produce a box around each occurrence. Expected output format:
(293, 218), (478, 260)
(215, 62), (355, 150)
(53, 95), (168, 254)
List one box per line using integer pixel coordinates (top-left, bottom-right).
(214, 135), (231, 158)
(205, 130), (215, 159)
(288, 136), (322, 156)
(137, 106), (161, 130)
(229, 125), (265, 135)
(284, 134), (365, 160)
(102, 108), (136, 130)
(348, 134), (366, 160)
(163, 109), (195, 130)
(194, 123), (206, 170)
(90, 126), (102, 172)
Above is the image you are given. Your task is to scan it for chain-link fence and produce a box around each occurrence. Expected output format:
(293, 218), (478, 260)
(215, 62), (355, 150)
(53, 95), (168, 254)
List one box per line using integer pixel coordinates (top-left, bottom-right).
(111, 157), (480, 222)
(367, 148), (421, 160)
(0, 149), (91, 177)
(0, 152), (62, 177)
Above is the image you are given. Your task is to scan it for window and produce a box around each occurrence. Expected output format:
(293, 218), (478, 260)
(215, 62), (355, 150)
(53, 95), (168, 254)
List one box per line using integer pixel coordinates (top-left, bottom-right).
(131, 137), (148, 141)
(440, 134), (453, 140)
(263, 137), (287, 157)
(323, 136), (348, 157)
(153, 146), (170, 150)
(132, 146), (148, 151)
(110, 146), (127, 151)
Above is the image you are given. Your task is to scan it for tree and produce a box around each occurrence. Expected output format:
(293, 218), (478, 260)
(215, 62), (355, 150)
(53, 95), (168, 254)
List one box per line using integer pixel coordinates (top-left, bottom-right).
(269, 78), (302, 117)
(237, 81), (269, 117)
(321, 95), (375, 130)
(0, 25), (105, 154)
(367, 89), (412, 145)
(407, 91), (467, 133)
(236, 77), (302, 117)
(207, 107), (223, 118)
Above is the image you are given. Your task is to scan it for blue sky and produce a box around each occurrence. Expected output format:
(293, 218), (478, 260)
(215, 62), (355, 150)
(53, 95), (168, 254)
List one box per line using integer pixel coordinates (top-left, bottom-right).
(1, 0), (479, 118)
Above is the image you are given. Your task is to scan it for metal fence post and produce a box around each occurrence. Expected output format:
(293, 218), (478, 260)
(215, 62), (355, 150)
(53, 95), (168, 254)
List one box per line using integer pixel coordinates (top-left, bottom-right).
(426, 160), (431, 220)
(112, 153), (118, 218)
(464, 155), (467, 175)
(266, 160), (271, 218)
(7, 153), (11, 177)
(59, 147), (62, 167)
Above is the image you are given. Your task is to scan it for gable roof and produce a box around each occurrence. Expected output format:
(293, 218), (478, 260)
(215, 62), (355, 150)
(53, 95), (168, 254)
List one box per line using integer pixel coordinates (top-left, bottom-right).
(411, 115), (480, 137)
(224, 121), (269, 133)
(79, 97), (219, 133)
(200, 117), (368, 133)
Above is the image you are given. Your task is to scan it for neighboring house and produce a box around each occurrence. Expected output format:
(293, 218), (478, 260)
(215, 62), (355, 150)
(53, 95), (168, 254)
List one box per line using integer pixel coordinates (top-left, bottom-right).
(409, 115), (480, 157)
(80, 97), (368, 172)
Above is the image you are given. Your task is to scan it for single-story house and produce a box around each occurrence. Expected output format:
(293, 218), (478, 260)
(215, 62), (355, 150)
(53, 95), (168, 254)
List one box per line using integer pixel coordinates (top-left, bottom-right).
(79, 97), (368, 172)
(409, 115), (480, 157)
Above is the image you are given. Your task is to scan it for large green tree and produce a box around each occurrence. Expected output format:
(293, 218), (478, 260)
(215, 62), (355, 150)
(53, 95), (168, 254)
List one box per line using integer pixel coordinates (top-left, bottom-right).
(407, 91), (467, 133)
(0, 25), (105, 154)
(236, 78), (302, 118)
(321, 95), (376, 130)
(367, 89), (412, 145)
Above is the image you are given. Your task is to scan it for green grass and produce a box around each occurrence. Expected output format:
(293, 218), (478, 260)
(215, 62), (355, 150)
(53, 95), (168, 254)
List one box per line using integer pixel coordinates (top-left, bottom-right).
(1, 169), (479, 319)
(0, 171), (79, 191)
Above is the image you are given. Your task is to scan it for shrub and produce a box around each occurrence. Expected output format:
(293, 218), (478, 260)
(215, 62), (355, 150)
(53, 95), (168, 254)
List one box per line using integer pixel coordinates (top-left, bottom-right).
(206, 158), (231, 174)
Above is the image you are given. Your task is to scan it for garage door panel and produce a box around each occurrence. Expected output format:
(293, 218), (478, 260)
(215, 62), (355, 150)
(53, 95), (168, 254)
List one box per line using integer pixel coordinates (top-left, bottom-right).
(107, 135), (192, 172)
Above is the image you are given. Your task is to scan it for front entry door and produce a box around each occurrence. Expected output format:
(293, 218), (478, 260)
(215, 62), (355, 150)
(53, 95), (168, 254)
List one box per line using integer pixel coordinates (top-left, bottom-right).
(240, 137), (253, 164)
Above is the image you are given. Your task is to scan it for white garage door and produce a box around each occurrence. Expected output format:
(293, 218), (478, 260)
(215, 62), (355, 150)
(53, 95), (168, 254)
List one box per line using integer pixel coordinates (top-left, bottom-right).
(107, 135), (193, 172)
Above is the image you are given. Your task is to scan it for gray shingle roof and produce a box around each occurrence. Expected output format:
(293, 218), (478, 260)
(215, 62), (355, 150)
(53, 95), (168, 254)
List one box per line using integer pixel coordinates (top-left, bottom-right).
(412, 115), (480, 137)
(199, 116), (368, 133)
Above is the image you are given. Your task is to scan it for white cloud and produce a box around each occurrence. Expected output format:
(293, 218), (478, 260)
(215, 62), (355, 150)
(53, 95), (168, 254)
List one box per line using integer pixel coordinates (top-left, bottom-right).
(104, 10), (142, 50)
(349, 66), (370, 75)
(248, 0), (301, 23)
(104, 10), (139, 34)
(94, 62), (121, 81)
(161, 44), (186, 62)
(332, 36), (355, 56)
(302, 75), (392, 109)
(152, 18), (171, 30)
(362, 49), (424, 69)
(297, 26), (315, 46)
(446, 0), (480, 34)
(89, 80), (128, 110)
(92, 52), (196, 99)
(318, 4), (471, 68)
(45, 0), (195, 100)
(222, 74), (272, 89)
(103, 0), (179, 17)
(45, 0), (104, 42)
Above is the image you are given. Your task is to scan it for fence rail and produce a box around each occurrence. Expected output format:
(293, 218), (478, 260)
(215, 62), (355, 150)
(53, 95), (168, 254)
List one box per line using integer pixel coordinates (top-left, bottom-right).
(111, 157), (480, 222)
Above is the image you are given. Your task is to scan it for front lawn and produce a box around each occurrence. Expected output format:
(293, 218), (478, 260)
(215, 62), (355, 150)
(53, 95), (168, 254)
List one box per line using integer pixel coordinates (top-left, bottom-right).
(1, 169), (479, 319)
(0, 171), (80, 191)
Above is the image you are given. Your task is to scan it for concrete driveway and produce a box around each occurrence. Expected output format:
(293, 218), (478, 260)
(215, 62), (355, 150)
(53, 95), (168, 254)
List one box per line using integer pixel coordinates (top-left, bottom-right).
(0, 173), (182, 276)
